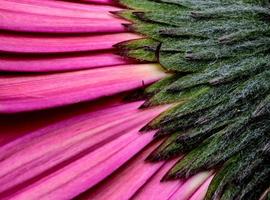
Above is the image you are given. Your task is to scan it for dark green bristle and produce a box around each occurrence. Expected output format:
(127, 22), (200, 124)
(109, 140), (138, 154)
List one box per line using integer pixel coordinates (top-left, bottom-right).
(117, 0), (270, 199)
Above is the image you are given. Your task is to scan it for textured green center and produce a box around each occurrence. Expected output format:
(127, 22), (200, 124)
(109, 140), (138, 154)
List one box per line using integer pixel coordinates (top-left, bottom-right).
(116, 0), (270, 199)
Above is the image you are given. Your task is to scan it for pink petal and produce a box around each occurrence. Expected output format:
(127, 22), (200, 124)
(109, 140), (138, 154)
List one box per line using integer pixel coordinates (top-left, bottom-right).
(3, 123), (165, 199)
(3, 131), (147, 199)
(0, 64), (167, 113)
(0, 95), (123, 146)
(81, 0), (116, 5)
(168, 171), (213, 200)
(0, 101), (143, 161)
(0, 102), (166, 199)
(189, 175), (214, 200)
(1, 9), (127, 33)
(1, 0), (120, 19)
(132, 159), (184, 200)
(80, 142), (165, 200)
(5, 0), (122, 12)
(0, 33), (140, 53)
(10, 132), (150, 199)
(0, 52), (133, 72)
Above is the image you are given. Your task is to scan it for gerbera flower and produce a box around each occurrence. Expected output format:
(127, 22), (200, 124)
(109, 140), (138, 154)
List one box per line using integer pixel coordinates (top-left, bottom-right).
(0, 0), (269, 200)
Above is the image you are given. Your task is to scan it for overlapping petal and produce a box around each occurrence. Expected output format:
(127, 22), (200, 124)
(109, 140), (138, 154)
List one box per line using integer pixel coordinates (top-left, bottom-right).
(0, 33), (140, 53)
(0, 101), (168, 199)
(1, 9), (127, 33)
(0, 64), (166, 113)
(0, 52), (133, 72)
(1, 0), (119, 19)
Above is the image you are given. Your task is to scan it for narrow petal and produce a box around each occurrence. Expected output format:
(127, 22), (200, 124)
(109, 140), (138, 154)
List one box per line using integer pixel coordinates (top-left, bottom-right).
(189, 175), (214, 200)
(0, 96), (123, 146)
(4, 130), (161, 199)
(1, 0), (119, 19)
(0, 64), (167, 113)
(80, 142), (165, 200)
(5, 0), (122, 12)
(0, 102), (166, 199)
(81, 0), (116, 5)
(0, 52), (133, 72)
(0, 101), (144, 163)
(0, 33), (140, 53)
(168, 171), (213, 200)
(132, 159), (184, 200)
(1, 9), (127, 33)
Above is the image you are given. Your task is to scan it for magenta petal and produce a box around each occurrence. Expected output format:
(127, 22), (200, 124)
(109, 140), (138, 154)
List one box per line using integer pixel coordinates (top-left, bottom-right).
(0, 96), (124, 146)
(3, 114), (166, 200)
(0, 102), (166, 198)
(1, 0), (119, 19)
(0, 52), (133, 72)
(0, 64), (167, 113)
(4, 0), (122, 12)
(132, 159), (184, 200)
(189, 175), (214, 200)
(168, 171), (213, 200)
(0, 33), (140, 53)
(80, 142), (165, 200)
(8, 131), (154, 199)
(1, 9), (127, 33)
(81, 0), (116, 5)
(0, 101), (144, 161)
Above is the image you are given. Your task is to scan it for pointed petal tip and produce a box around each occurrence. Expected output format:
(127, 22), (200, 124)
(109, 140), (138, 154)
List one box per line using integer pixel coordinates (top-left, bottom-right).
(145, 152), (161, 162)
(81, 0), (116, 5)
(161, 170), (182, 182)
(161, 173), (171, 182)
(115, 49), (130, 58)
(113, 41), (125, 49)
(146, 147), (173, 162)
(109, 10), (123, 16)
(154, 129), (171, 138)
(122, 23), (136, 32)
(153, 130), (162, 138)
(139, 100), (152, 109)
(139, 124), (153, 132)
(133, 11), (145, 18)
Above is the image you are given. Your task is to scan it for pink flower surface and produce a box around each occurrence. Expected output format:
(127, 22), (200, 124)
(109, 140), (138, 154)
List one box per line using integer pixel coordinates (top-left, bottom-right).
(0, 52), (134, 72)
(0, 33), (140, 53)
(1, 9), (127, 33)
(189, 175), (214, 200)
(1, 0), (119, 19)
(0, 64), (167, 113)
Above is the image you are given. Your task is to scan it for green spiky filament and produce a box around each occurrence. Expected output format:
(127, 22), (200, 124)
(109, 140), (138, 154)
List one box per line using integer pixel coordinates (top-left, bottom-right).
(116, 0), (270, 199)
